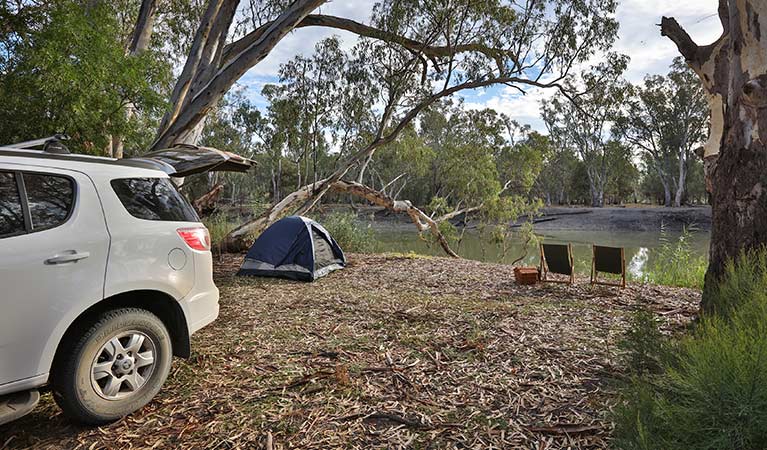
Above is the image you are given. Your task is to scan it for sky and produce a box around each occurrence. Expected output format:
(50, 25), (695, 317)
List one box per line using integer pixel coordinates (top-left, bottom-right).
(238, 0), (723, 132)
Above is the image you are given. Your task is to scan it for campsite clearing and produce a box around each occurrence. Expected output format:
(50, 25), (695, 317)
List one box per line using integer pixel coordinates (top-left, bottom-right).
(0, 254), (699, 449)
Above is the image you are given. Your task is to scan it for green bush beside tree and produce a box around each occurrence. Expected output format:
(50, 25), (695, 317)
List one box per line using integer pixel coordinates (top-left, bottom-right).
(614, 249), (767, 450)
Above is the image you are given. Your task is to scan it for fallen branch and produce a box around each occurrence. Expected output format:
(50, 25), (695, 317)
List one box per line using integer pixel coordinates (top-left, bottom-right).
(528, 423), (602, 435)
(193, 182), (224, 216)
(221, 178), (473, 258)
(330, 179), (462, 258)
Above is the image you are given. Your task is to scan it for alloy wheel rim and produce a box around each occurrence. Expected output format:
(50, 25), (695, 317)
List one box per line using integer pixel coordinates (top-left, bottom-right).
(90, 331), (156, 400)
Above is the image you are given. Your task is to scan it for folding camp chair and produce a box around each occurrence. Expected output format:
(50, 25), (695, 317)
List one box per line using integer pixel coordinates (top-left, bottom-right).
(591, 245), (626, 288)
(539, 243), (575, 284)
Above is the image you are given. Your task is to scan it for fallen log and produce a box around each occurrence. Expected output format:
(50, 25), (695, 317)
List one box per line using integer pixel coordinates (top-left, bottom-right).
(193, 182), (224, 216)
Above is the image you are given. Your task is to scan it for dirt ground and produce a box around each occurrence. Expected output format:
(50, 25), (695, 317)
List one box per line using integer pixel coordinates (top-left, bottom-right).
(0, 254), (700, 449)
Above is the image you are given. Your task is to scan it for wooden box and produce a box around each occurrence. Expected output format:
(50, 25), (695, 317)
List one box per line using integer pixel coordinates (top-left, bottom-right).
(514, 267), (539, 285)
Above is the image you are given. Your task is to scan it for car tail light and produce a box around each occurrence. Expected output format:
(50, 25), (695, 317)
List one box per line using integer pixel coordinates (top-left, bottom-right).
(177, 227), (211, 251)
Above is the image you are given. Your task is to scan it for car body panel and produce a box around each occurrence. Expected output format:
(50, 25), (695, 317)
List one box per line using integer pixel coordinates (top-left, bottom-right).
(0, 150), (220, 399)
(0, 164), (110, 387)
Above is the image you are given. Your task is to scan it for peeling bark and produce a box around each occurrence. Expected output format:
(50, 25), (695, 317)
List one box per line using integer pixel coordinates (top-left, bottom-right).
(663, 0), (767, 312)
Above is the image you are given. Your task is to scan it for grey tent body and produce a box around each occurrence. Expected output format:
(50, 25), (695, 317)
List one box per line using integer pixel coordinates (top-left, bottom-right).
(237, 216), (345, 281)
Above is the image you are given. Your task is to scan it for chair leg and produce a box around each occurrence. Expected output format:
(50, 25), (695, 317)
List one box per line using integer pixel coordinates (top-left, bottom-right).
(590, 245), (596, 286)
(621, 247), (627, 288)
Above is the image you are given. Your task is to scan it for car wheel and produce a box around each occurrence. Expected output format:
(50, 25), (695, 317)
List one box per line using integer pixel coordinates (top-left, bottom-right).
(51, 308), (173, 425)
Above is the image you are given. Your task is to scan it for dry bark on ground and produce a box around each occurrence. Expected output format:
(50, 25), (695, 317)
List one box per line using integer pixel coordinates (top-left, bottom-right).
(0, 254), (699, 449)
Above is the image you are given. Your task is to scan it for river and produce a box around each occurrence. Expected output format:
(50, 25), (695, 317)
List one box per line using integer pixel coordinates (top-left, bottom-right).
(369, 224), (710, 278)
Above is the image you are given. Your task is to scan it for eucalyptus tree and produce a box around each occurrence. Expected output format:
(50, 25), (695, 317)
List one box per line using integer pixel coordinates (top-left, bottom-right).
(662, 1), (767, 308)
(273, 37), (346, 188)
(364, 125), (434, 204)
(602, 140), (639, 204)
(616, 59), (707, 207)
(535, 146), (579, 205)
(210, 0), (620, 252)
(542, 54), (629, 207)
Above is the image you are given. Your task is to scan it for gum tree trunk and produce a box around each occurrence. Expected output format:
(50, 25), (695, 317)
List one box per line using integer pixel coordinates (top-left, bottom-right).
(111, 0), (157, 157)
(663, 0), (767, 312)
(674, 156), (687, 207)
(661, 175), (672, 207)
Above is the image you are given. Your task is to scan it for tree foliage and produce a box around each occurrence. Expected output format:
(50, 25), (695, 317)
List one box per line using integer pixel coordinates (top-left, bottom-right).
(616, 58), (708, 207)
(0, 1), (170, 152)
(542, 54), (629, 207)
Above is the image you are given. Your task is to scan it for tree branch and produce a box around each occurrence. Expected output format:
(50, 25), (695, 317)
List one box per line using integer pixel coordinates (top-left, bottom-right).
(660, 17), (702, 65)
(128, 0), (157, 54)
(330, 180), (460, 258)
(222, 14), (516, 68)
(152, 0), (326, 149)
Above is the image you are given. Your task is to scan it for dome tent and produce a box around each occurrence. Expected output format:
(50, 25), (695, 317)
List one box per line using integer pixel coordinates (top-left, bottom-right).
(237, 216), (345, 281)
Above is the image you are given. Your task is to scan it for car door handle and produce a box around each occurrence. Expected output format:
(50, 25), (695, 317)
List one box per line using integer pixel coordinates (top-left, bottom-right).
(45, 251), (90, 265)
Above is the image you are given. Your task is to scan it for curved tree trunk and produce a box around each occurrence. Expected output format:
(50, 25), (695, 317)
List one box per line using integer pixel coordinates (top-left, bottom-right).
(220, 178), (461, 257)
(663, 0), (767, 312)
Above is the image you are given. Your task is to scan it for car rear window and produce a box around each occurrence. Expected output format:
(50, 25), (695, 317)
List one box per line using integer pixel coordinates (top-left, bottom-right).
(0, 172), (25, 237)
(111, 178), (199, 222)
(23, 172), (75, 230)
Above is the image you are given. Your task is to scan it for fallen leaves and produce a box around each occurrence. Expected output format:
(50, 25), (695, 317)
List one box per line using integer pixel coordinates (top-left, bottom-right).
(0, 253), (700, 449)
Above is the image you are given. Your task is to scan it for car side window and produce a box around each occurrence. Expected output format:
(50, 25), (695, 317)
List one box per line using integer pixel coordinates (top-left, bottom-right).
(0, 171), (25, 237)
(23, 173), (75, 231)
(111, 177), (199, 222)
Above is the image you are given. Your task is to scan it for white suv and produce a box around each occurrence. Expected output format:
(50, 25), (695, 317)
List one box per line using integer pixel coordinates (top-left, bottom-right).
(0, 140), (249, 425)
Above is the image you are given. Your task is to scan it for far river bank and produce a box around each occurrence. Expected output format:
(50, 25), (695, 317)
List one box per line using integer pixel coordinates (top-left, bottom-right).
(526, 205), (711, 232)
(323, 204), (712, 232)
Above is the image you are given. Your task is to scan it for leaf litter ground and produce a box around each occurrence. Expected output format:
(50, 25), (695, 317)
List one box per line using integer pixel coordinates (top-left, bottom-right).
(0, 253), (699, 449)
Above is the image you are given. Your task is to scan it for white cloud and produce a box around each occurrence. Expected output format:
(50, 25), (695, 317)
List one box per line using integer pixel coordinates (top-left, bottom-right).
(464, 86), (555, 131)
(615, 0), (721, 82)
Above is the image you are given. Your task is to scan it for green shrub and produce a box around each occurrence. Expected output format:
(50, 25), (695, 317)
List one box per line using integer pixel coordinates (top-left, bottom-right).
(203, 213), (238, 247)
(613, 249), (767, 450)
(319, 212), (378, 253)
(642, 227), (707, 289)
(707, 248), (767, 317)
(617, 309), (670, 376)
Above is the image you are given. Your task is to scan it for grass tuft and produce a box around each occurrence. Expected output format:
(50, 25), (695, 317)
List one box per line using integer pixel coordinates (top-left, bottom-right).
(641, 227), (707, 289)
(316, 212), (379, 253)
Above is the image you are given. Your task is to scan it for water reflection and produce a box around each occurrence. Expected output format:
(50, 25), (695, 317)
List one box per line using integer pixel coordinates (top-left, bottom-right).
(628, 247), (649, 278)
(370, 224), (710, 277)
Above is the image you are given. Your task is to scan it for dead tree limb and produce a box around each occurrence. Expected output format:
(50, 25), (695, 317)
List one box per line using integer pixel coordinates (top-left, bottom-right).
(194, 182), (224, 216)
(330, 180), (460, 258)
(221, 178), (464, 257)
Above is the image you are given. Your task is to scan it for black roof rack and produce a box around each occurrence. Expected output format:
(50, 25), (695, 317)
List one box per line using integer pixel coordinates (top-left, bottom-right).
(6, 134), (71, 153)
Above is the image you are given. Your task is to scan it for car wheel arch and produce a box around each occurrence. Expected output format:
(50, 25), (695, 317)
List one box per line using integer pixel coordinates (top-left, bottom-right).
(51, 290), (191, 380)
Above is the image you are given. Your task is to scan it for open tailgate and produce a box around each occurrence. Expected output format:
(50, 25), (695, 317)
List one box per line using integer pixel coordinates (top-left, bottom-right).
(132, 144), (255, 177)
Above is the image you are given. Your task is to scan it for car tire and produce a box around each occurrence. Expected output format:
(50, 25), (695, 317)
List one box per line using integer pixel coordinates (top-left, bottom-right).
(51, 308), (173, 425)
